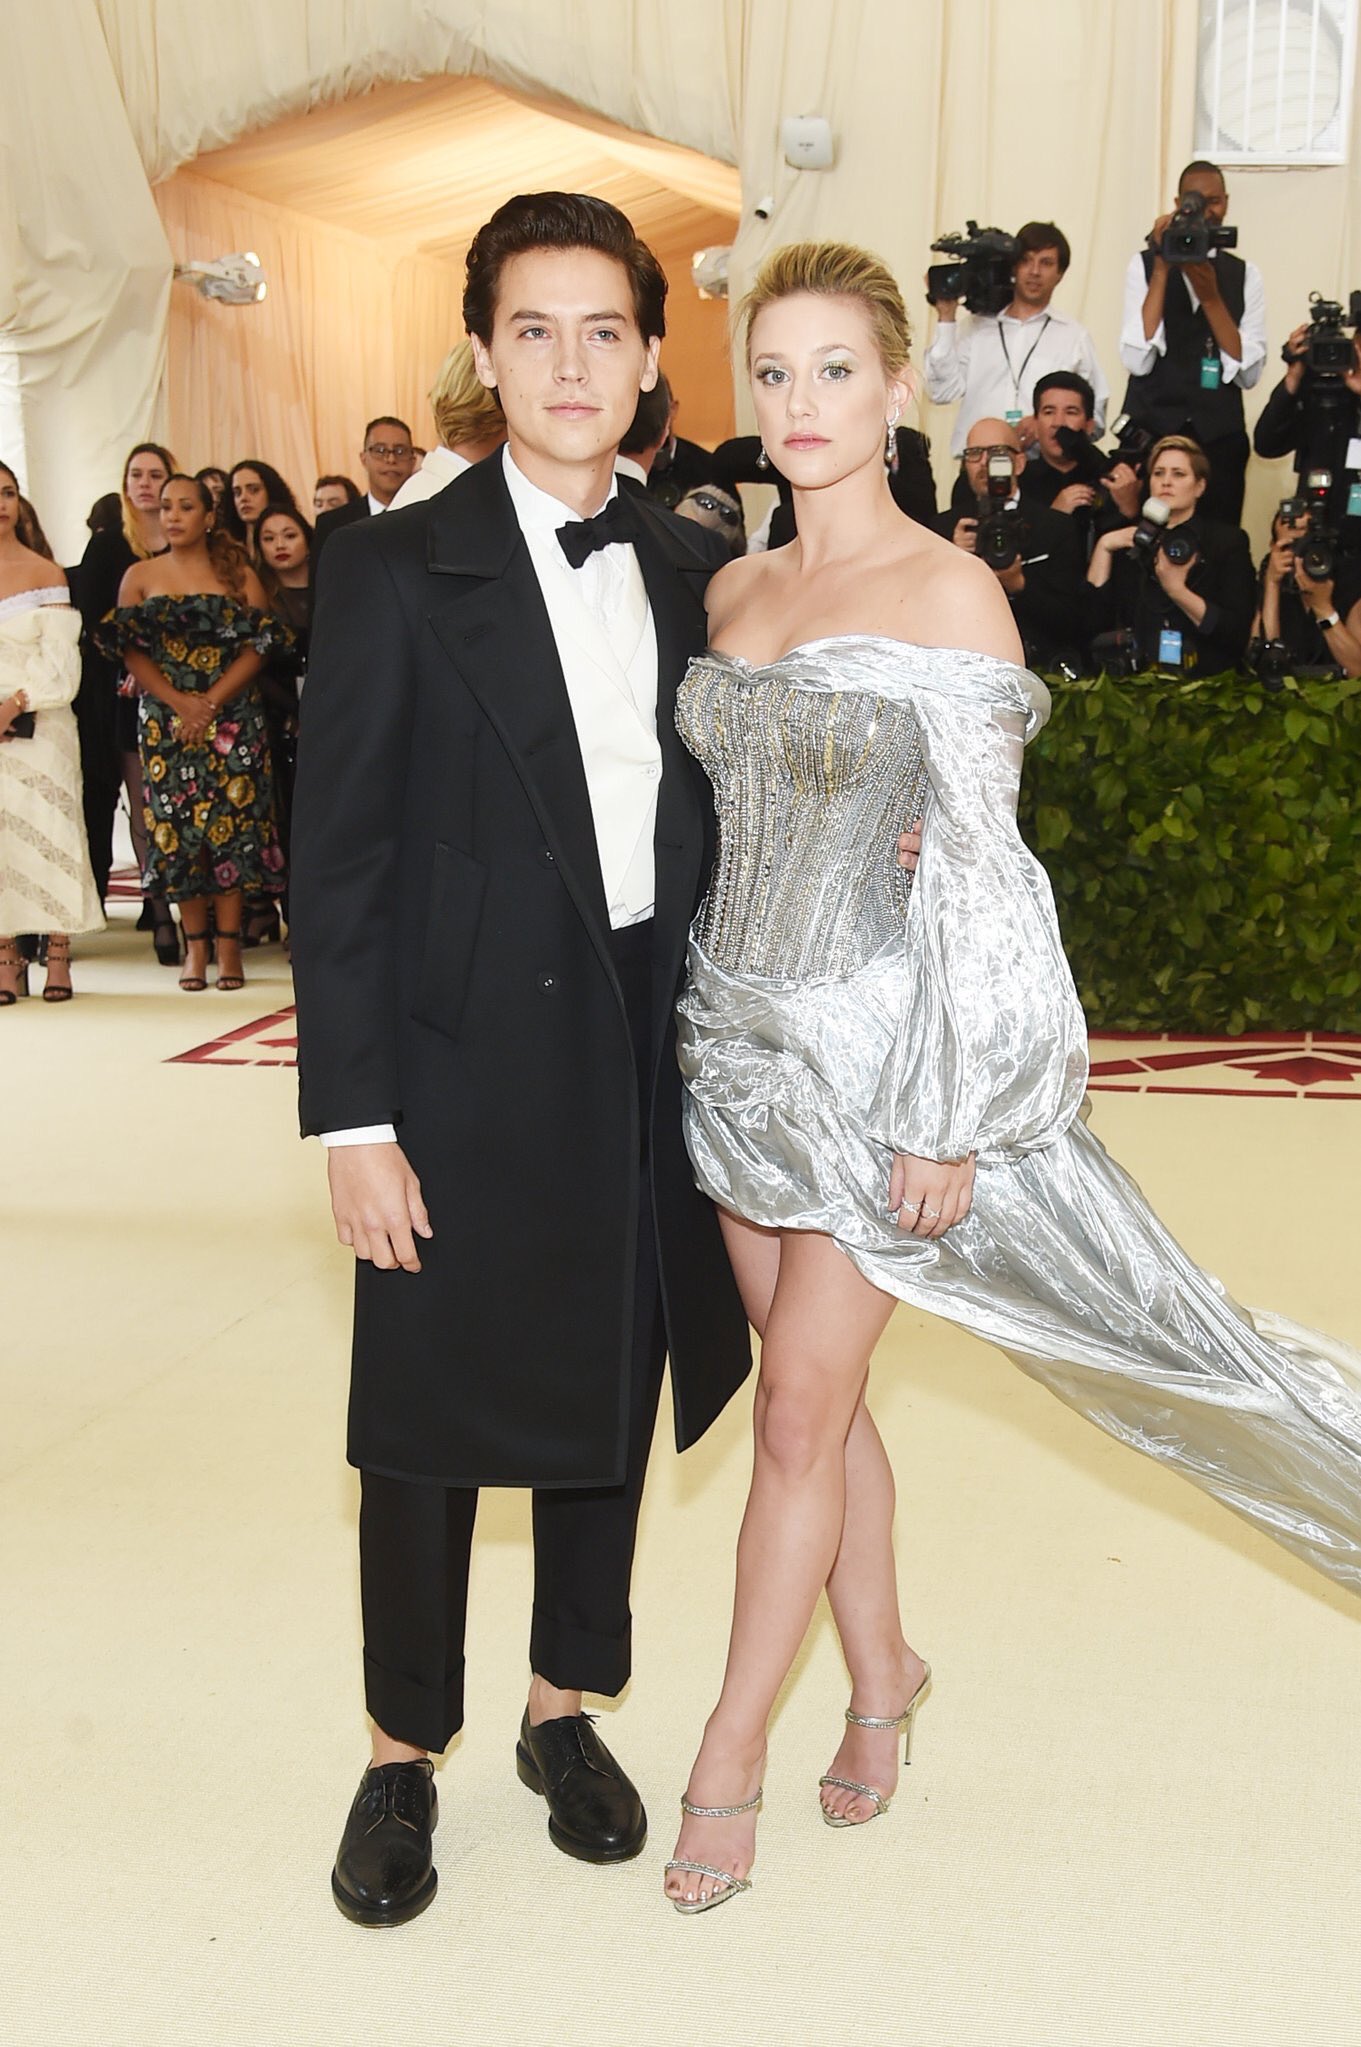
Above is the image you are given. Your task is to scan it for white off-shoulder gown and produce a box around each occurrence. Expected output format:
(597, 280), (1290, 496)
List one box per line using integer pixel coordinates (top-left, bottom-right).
(676, 635), (1361, 1593)
(0, 586), (103, 934)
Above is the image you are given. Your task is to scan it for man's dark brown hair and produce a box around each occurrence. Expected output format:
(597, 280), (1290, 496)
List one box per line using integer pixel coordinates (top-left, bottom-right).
(1015, 220), (1071, 276)
(463, 191), (668, 345)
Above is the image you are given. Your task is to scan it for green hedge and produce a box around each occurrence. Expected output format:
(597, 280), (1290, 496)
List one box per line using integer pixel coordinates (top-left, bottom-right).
(1016, 669), (1361, 1034)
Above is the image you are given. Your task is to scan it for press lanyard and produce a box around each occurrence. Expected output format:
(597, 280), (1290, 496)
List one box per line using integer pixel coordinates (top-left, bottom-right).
(997, 312), (1052, 406)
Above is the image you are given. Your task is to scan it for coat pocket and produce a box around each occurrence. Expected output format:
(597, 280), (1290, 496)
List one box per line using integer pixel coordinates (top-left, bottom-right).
(410, 841), (488, 1040)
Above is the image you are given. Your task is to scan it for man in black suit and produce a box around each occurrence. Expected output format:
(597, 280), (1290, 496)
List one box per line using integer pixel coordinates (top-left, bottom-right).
(615, 374), (673, 496)
(311, 415), (417, 564)
(941, 416), (1089, 669)
(290, 194), (753, 1927)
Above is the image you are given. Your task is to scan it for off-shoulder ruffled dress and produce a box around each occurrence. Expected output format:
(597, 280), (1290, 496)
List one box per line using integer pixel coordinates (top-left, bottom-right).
(676, 634), (1361, 1592)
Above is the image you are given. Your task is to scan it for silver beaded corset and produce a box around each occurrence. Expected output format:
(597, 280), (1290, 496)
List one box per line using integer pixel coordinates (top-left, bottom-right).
(677, 652), (929, 979)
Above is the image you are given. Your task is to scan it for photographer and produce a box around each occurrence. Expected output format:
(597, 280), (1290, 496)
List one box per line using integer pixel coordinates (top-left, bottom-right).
(924, 222), (1109, 456)
(941, 416), (1088, 668)
(1253, 502), (1361, 679)
(1119, 160), (1266, 524)
(1252, 310), (1361, 533)
(1014, 373), (1142, 560)
(1087, 436), (1255, 673)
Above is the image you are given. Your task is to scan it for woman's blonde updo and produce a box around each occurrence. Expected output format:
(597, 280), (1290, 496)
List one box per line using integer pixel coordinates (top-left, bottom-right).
(738, 242), (913, 373)
(429, 340), (504, 452)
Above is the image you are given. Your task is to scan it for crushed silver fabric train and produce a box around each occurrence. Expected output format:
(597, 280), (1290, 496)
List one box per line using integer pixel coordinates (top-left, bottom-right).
(677, 636), (1361, 1593)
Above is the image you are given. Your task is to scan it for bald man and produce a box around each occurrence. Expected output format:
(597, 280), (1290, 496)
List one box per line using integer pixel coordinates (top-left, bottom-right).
(940, 417), (1089, 669)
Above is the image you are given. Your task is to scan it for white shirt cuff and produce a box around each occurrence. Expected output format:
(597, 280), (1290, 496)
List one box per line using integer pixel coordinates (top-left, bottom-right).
(320, 1125), (398, 1147)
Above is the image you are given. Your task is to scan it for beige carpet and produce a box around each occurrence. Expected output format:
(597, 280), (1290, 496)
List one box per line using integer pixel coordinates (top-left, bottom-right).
(4, 911), (1359, 2047)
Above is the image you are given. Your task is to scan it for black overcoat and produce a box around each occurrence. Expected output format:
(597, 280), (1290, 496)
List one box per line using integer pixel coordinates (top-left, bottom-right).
(289, 456), (752, 1486)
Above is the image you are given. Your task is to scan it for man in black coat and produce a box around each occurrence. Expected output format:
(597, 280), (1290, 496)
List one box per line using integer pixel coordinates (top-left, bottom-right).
(290, 194), (753, 1927)
(939, 416), (1090, 670)
(310, 415), (417, 567)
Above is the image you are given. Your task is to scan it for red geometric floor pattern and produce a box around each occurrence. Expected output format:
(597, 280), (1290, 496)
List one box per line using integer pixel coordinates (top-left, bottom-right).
(169, 1009), (1361, 1099)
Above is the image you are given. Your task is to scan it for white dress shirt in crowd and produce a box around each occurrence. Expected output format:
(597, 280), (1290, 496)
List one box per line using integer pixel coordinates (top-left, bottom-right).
(366, 492), (392, 517)
(388, 445), (473, 510)
(1118, 249), (1267, 389)
(924, 305), (1110, 455)
(613, 454), (648, 488)
(322, 445), (661, 1150)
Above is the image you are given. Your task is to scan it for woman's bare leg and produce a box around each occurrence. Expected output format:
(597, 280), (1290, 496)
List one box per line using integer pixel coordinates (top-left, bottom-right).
(819, 1397), (927, 1820)
(665, 1230), (897, 1905)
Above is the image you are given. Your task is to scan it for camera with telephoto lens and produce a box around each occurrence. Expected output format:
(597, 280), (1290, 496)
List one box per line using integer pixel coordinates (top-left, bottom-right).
(1244, 637), (1292, 690)
(1290, 468), (1340, 581)
(974, 452), (1026, 572)
(926, 222), (1020, 318)
(1153, 189), (1238, 265)
(1054, 412), (1156, 489)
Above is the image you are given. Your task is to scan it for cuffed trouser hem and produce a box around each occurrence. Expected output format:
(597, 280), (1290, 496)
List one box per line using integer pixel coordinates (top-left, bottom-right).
(529, 1605), (632, 1698)
(363, 1650), (466, 1754)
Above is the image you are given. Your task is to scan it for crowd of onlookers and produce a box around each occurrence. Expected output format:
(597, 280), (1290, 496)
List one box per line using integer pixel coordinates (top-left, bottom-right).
(4, 156), (1360, 1000)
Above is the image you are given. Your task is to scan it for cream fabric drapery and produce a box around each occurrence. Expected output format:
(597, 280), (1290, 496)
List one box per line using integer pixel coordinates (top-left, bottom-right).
(155, 172), (463, 499)
(7, 1), (1361, 555)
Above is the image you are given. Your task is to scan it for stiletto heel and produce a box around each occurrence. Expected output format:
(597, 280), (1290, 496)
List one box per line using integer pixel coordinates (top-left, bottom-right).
(212, 927), (245, 991)
(664, 1788), (762, 1915)
(179, 928), (211, 992)
(0, 941), (29, 1004)
(41, 935), (74, 1002)
(819, 1661), (932, 1827)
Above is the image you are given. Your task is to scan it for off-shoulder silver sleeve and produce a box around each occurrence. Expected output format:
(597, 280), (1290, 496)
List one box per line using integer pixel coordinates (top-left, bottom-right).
(866, 689), (1088, 1164)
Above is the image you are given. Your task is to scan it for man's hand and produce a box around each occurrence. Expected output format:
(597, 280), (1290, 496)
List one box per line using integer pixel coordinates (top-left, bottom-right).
(1052, 482), (1097, 516)
(1105, 462), (1143, 519)
(929, 279), (960, 322)
(996, 558), (1026, 595)
(896, 818), (923, 872)
(1183, 260), (1220, 305)
(1294, 560), (1336, 613)
(328, 1143), (433, 1273)
(950, 517), (978, 553)
(1015, 413), (1039, 451)
(889, 1151), (975, 1240)
(1266, 531), (1300, 585)
(1146, 211), (1175, 263)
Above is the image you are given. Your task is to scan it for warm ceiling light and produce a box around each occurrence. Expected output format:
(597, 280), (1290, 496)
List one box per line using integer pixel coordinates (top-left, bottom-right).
(173, 252), (268, 305)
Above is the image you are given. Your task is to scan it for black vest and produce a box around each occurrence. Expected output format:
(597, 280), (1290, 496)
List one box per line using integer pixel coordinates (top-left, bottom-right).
(1122, 249), (1248, 442)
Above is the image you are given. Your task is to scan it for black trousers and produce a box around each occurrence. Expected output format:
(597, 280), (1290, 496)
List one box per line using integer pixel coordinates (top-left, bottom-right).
(357, 919), (666, 1753)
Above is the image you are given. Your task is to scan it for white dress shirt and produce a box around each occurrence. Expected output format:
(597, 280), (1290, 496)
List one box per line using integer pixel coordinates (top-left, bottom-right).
(322, 445), (661, 1150)
(388, 446), (473, 510)
(1118, 249), (1267, 388)
(924, 305), (1110, 455)
(366, 491), (392, 516)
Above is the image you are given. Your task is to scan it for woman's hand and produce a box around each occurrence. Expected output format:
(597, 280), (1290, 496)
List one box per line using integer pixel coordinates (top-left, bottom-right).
(1265, 533), (1298, 585)
(1087, 526), (1136, 589)
(174, 692), (215, 743)
(1294, 560), (1336, 614)
(0, 691), (22, 738)
(889, 1152), (975, 1240)
(1153, 546), (1198, 598)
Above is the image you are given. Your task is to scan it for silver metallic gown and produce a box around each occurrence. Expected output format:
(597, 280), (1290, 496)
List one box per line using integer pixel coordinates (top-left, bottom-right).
(676, 634), (1361, 1592)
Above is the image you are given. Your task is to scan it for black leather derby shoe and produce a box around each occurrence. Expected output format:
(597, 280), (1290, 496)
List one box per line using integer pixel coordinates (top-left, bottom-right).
(331, 1759), (438, 1926)
(515, 1710), (647, 1863)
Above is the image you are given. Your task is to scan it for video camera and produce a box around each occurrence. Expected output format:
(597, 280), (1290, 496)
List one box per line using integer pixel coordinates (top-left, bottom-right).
(973, 451), (1026, 572)
(1053, 412), (1156, 487)
(1151, 190), (1238, 265)
(926, 222), (1019, 318)
(1281, 291), (1361, 378)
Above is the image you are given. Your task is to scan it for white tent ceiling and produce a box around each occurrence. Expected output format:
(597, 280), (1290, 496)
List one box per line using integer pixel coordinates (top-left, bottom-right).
(189, 73), (741, 264)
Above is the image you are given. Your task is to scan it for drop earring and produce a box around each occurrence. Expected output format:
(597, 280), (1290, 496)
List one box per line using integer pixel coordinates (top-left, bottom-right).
(757, 443), (770, 471)
(885, 408), (901, 472)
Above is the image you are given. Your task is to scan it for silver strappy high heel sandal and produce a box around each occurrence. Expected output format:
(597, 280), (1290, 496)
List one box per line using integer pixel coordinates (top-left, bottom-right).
(819, 1660), (932, 1827)
(664, 1788), (763, 1914)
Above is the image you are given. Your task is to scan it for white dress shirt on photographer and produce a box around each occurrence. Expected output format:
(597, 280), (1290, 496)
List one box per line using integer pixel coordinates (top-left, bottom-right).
(323, 445), (661, 1150)
(925, 307), (1110, 455)
(1118, 249), (1267, 387)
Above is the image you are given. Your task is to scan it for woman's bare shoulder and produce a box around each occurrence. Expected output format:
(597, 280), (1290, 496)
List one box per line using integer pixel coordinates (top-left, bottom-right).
(0, 547), (66, 599)
(704, 549), (791, 641)
(891, 535), (1025, 666)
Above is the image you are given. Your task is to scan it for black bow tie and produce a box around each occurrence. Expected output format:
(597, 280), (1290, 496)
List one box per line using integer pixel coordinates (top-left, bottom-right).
(556, 493), (638, 569)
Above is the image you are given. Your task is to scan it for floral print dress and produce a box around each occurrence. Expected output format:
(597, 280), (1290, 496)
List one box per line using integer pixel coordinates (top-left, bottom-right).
(97, 593), (291, 901)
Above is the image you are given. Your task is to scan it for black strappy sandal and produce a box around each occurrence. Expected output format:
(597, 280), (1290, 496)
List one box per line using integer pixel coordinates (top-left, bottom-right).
(179, 928), (212, 992)
(213, 927), (245, 991)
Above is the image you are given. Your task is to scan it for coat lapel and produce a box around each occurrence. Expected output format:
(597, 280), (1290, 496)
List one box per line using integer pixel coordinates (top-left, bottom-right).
(425, 459), (612, 947)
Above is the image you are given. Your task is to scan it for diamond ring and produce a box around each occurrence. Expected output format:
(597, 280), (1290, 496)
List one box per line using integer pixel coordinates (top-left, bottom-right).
(922, 1205), (942, 1220)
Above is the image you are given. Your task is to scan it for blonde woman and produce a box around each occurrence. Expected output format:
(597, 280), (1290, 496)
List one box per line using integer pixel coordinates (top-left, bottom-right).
(662, 241), (1361, 1913)
(389, 341), (506, 508)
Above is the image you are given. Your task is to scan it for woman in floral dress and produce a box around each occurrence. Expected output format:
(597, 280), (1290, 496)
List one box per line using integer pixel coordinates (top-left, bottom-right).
(97, 474), (289, 991)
